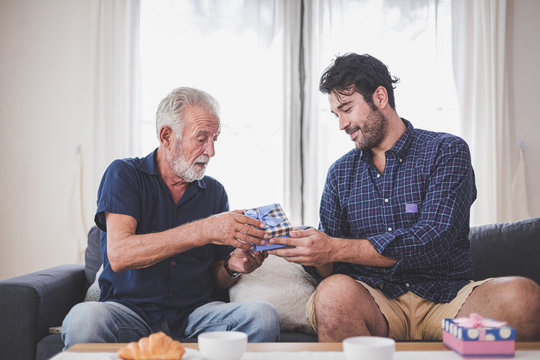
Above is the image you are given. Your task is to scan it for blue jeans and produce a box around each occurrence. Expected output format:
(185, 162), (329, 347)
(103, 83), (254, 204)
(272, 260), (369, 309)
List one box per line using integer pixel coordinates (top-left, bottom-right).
(61, 300), (280, 350)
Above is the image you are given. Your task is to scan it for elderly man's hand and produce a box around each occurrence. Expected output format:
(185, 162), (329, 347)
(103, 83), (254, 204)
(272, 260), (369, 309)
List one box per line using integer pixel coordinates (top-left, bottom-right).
(204, 210), (268, 250)
(228, 248), (268, 274)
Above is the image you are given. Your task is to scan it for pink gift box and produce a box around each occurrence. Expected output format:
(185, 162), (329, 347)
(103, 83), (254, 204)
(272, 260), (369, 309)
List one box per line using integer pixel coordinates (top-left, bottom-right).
(442, 313), (515, 358)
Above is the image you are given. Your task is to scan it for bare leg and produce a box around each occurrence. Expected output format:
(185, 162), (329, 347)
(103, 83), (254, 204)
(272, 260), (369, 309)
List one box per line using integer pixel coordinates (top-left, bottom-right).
(458, 276), (540, 340)
(313, 274), (388, 341)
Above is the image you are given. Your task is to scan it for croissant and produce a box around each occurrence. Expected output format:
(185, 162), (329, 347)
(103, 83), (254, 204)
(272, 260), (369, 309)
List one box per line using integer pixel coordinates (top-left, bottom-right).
(118, 331), (186, 360)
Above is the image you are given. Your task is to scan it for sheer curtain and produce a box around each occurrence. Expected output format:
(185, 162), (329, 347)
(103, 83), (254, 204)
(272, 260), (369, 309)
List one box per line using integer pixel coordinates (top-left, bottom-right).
(302, 0), (458, 226)
(452, 0), (529, 225)
(137, 0), (510, 228)
(70, 0), (141, 261)
(139, 0), (302, 222)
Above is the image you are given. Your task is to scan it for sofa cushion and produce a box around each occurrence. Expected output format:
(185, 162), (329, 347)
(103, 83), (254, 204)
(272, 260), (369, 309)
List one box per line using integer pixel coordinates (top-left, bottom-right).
(229, 254), (317, 334)
(85, 226), (102, 285)
(469, 217), (540, 285)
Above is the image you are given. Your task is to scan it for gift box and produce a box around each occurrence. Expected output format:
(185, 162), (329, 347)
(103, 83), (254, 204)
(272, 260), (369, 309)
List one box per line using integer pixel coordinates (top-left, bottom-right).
(244, 203), (292, 251)
(251, 235), (290, 251)
(442, 313), (516, 358)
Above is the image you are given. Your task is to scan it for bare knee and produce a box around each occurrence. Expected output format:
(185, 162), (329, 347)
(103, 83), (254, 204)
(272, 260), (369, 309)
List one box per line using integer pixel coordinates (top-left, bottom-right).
(463, 277), (540, 340)
(314, 275), (370, 315)
(313, 275), (386, 340)
(495, 277), (540, 340)
(489, 277), (540, 310)
(315, 274), (359, 304)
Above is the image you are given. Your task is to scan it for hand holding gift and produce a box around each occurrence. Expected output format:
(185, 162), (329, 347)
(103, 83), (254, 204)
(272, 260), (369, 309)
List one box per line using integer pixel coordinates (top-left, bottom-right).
(243, 203), (293, 251)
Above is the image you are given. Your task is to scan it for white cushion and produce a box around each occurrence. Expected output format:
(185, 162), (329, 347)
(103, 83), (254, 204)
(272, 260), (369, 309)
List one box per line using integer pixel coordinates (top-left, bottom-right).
(229, 255), (317, 334)
(84, 265), (103, 302)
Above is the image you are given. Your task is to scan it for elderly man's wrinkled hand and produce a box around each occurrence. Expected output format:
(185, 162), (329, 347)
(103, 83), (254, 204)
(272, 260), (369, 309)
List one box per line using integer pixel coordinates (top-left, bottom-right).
(228, 248), (268, 274)
(205, 211), (268, 250)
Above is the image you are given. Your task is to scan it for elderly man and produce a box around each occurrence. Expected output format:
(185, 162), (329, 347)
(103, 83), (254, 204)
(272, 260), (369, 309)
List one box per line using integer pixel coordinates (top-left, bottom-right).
(269, 53), (540, 341)
(62, 87), (280, 349)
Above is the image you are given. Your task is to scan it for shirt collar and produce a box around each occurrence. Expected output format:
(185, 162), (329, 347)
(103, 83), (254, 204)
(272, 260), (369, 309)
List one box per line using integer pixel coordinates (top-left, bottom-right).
(138, 148), (207, 189)
(359, 118), (414, 161)
(389, 118), (414, 159)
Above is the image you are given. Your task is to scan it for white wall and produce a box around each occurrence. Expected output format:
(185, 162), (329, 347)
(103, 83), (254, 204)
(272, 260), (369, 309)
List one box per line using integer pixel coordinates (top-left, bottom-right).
(0, 0), (539, 280)
(0, 0), (94, 280)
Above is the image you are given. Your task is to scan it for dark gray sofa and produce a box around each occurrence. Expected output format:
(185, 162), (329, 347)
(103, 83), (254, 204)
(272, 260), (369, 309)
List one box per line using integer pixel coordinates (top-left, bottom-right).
(1, 218), (539, 360)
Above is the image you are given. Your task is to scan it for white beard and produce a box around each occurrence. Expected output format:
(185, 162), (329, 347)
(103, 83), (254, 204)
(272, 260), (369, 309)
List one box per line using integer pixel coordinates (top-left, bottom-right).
(167, 143), (209, 182)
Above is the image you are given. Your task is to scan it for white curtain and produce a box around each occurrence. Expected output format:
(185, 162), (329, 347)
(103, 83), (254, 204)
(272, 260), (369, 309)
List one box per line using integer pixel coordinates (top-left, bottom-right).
(452, 0), (529, 225)
(511, 144), (531, 221)
(302, 0), (457, 226)
(69, 0), (141, 262)
(282, 2), (304, 224)
(91, 0), (141, 171)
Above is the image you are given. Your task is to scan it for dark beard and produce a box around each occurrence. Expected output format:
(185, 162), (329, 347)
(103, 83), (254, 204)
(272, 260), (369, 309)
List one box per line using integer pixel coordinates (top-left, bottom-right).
(355, 109), (387, 151)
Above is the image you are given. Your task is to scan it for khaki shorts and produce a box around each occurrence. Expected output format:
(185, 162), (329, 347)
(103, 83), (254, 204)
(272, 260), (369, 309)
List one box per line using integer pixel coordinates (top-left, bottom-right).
(306, 278), (491, 340)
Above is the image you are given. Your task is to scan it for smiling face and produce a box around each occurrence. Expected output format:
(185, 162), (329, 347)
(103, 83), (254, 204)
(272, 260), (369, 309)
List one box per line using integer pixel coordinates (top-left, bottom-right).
(166, 105), (220, 182)
(329, 90), (387, 151)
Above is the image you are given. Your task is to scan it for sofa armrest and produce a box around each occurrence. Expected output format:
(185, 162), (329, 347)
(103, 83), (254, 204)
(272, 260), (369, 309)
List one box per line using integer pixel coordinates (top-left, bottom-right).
(0, 264), (86, 360)
(469, 218), (540, 285)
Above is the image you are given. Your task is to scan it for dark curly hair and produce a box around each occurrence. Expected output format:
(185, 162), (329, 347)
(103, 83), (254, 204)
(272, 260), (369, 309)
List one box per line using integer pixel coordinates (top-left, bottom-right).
(319, 53), (400, 109)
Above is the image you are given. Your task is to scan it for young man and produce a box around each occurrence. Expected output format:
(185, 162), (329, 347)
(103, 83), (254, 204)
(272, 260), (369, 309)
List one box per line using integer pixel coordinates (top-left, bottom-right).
(269, 53), (540, 341)
(62, 87), (280, 349)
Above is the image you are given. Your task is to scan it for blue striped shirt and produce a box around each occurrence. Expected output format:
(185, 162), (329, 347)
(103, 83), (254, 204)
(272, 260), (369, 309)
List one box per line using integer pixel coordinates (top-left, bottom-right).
(309, 119), (477, 303)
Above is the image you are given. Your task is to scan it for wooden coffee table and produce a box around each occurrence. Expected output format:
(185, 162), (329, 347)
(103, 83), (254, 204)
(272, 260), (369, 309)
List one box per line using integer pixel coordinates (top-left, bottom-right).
(68, 341), (540, 353)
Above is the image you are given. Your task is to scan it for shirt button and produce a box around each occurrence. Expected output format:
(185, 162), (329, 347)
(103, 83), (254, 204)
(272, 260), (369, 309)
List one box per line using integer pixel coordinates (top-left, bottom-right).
(405, 283), (410, 288)
(384, 198), (389, 203)
(377, 174), (381, 178)
(399, 158), (403, 162)
(388, 227), (392, 232)
(170, 260), (176, 267)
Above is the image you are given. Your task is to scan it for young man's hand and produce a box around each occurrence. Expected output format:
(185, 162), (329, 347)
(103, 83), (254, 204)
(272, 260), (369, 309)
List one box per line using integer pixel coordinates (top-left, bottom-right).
(268, 227), (334, 266)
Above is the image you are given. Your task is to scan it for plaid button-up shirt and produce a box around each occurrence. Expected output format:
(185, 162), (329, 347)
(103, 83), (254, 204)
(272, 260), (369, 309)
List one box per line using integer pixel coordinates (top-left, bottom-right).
(306, 119), (477, 303)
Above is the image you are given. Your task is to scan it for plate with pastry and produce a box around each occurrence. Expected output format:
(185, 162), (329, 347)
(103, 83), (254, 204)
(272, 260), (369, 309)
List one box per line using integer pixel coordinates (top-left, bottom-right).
(113, 331), (201, 360)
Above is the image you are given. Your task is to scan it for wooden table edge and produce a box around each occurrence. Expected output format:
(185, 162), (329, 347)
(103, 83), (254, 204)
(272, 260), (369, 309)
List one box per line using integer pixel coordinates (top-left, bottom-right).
(68, 341), (540, 353)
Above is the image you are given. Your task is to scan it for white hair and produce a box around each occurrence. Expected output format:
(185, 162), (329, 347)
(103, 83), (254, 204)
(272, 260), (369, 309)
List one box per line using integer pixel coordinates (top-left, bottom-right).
(155, 87), (220, 141)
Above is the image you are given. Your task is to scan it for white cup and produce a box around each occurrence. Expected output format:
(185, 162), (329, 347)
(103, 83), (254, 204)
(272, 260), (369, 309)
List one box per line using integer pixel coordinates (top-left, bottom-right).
(197, 331), (247, 360)
(342, 336), (395, 360)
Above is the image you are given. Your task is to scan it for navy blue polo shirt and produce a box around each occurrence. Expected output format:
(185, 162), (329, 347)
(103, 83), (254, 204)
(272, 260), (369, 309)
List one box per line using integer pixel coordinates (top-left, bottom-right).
(94, 149), (230, 336)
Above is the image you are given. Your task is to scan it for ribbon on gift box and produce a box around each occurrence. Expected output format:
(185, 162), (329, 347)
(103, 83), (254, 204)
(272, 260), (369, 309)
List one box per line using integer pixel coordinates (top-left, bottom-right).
(454, 313), (508, 341)
(245, 204), (284, 227)
(244, 203), (292, 238)
(454, 313), (507, 329)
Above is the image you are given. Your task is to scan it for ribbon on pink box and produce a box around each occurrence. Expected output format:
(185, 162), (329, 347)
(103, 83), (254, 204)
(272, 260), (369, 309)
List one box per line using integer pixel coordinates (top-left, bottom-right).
(454, 313), (507, 328)
(453, 313), (508, 341)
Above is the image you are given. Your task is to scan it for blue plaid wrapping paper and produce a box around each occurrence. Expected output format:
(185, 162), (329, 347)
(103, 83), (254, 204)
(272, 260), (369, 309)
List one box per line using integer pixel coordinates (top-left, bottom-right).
(244, 203), (293, 251)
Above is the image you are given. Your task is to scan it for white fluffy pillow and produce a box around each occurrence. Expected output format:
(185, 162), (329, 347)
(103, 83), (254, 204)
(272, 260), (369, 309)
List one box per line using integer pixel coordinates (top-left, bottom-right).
(229, 255), (317, 334)
(84, 264), (103, 302)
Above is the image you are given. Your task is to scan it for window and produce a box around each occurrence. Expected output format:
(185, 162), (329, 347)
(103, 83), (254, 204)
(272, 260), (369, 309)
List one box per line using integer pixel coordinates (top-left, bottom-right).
(140, 0), (297, 214)
(139, 0), (457, 226)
